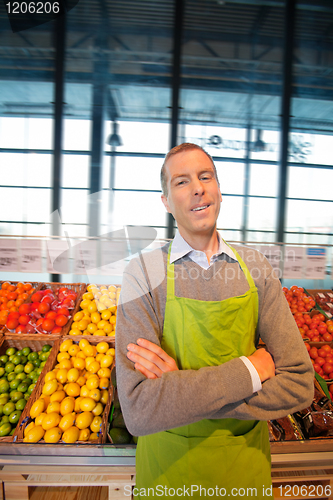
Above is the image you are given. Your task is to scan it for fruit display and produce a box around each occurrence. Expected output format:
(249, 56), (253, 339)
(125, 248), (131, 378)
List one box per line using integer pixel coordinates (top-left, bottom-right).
(306, 343), (333, 381)
(283, 286), (316, 313)
(313, 291), (333, 316)
(0, 282), (36, 328)
(5, 286), (79, 335)
(0, 344), (52, 437)
(22, 338), (114, 443)
(294, 312), (333, 342)
(69, 284), (120, 337)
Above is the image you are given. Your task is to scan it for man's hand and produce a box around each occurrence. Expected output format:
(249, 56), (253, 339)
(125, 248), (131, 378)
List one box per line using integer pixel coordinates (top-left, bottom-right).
(247, 348), (276, 383)
(127, 338), (179, 379)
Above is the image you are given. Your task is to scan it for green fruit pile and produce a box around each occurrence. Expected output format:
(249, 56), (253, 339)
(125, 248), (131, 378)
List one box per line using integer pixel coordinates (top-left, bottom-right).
(0, 344), (52, 437)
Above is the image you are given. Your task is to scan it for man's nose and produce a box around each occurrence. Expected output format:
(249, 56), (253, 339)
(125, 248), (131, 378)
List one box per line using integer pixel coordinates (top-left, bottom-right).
(192, 178), (204, 196)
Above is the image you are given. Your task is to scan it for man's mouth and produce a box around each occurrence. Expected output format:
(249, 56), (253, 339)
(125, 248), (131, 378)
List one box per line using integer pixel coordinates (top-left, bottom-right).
(191, 205), (209, 212)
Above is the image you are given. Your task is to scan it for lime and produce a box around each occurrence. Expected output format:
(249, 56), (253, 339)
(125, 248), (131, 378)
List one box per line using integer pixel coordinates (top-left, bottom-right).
(39, 352), (49, 362)
(3, 402), (16, 416)
(7, 373), (16, 382)
(15, 372), (27, 381)
(32, 359), (41, 368)
(9, 379), (20, 391)
(36, 367), (43, 376)
(22, 347), (31, 357)
(20, 356), (27, 364)
(27, 371), (36, 380)
(0, 380), (10, 394)
(24, 363), (34, 374)
(17, 382), (29, 393)
(0, 368), (5, 378)
(32, 375), (39, 385)
(0, 406), (3, 417)
(14, 364), (24, 374)
(40, 361), (46, 368)
(6, 348), (16, 357)
(0, 355), (9, 364)
(1, 415), (9, 423)
(24, 393), (30, 401)
(11, 356), (21, 366)
(28, 352), (38, 362)
(42, 345), (52, 352)
(0, 395), (8, 405)
(10, 391), (23, 403)
(27, 383), (36, 395)
(16, 399), (26, 411)
(8, 410), (21, 425)
(0, 422), (12, 437)
(5, 363), (15, 374)
(16, 350), (23, 357)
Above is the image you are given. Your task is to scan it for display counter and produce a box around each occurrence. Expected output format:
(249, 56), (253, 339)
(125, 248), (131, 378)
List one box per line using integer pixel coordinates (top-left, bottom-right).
(0, 441), (333, 500)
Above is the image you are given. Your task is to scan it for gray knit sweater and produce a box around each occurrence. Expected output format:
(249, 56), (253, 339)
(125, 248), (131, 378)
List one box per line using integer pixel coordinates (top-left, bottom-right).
(115, 242), (314, 437)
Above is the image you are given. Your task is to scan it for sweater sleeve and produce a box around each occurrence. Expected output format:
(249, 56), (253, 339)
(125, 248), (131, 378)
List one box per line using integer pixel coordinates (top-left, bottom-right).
(115, 260), (314, 436)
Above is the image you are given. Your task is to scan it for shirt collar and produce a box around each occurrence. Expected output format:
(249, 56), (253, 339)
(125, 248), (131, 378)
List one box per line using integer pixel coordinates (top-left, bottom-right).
(170, 230), (237, 264)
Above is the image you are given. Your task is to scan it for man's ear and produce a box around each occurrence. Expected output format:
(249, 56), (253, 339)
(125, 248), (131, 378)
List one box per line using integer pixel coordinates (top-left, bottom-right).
(161, 194), (171, 213)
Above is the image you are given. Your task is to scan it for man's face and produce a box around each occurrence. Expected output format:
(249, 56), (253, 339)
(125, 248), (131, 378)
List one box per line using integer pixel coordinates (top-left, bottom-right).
(161, 149), (222, 240)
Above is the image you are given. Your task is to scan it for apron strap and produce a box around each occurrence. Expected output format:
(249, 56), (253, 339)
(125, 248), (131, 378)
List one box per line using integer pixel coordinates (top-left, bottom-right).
(166, 243), (175, 300)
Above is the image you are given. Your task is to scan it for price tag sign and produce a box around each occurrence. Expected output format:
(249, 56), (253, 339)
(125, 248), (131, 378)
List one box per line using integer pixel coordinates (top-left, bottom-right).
(305, 248), (326, 279)
(260, 246), (283, 278)
(101, 239), (128, 276)
(283, 247), (304, 279)
(46, 240), (70, 274)
(0, 239), (19, 272)
(73, 240), (98, 275)
(20, 239), (43, 272)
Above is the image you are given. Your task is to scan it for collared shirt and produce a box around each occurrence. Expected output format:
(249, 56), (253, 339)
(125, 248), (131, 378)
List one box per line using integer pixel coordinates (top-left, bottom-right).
(170, 230), (262, 394)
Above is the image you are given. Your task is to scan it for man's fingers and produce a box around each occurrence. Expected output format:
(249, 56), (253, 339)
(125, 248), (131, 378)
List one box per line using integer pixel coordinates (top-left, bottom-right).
(127, 349), (163, 377)
(137, 338), (174, 363)
(134, 362), (158, 380)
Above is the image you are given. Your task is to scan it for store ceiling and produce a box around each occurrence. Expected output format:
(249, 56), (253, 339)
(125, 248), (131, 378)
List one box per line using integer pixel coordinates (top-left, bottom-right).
(0, 0), (333, 132)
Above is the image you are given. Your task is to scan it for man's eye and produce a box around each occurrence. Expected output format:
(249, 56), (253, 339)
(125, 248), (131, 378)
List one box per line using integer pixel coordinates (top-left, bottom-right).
(177, 180), (185, 185)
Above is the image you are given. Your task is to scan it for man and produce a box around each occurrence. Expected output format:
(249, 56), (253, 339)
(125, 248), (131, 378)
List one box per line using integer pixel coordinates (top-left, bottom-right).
(116, 143), (313, 499)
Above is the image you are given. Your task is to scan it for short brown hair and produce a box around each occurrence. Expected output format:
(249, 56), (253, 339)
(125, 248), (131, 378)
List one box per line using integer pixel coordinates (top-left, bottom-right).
(160, 143), (219, 196)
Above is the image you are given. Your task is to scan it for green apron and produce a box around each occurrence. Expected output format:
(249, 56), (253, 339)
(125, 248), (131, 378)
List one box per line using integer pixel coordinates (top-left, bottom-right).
(136, 244), (272, 499)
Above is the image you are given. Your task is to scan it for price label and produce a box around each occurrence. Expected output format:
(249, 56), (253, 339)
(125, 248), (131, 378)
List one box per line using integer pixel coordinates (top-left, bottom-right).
(260, 246), (283, 278)
(20, 239), (42, 272)
(46, 240), (70, 274)
(0, 239), (19, 271)
(283, 247), (304, 279)
(305, 248), (326, 279)
(73, 240), (97, 275)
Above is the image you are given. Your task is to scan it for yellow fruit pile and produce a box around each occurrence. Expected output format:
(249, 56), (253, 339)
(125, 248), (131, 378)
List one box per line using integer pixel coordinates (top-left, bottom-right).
(69, 284), (120, 337)
(23, 338), (114, 444)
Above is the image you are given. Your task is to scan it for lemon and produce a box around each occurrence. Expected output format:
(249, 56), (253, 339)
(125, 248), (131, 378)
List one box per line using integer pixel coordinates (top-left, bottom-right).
(102, 298), (113, 308)
(35, 412), (47, 426)
(42, 379), (58, 396)
(85, 356), (95, 369)
(62, 426), (80, 443)
(77, 351), (86, 360)
(59, 359), (72, 370)
(90, 312), (101, 324)
(60, 396), (75, 416)
(59, 412), (76, 432)
(98, 368), (111, 379)
(100, 310), (111, 321)
(57, 352), (70, 363)
(56, 368), (68, 385)
(78, 428), (91, 441)
(89, 432), (98, 441)
(99, 377), (110, 390)
(39, 394), (50, 408)
(106, 348), (115, 357)
(80, 299), (91, 310)
(74, 396), (84, 413)
(72, 357), (85, 370)
(80, 397), (96, 412)
(86, 376), (99, 390)
(96, 353), (104, 363)
(44, 427), (62, 443)
(69, 328), (81, 336)
(59, 339), (73, 352)
(24, 421), (35, 436)
(68, 345), (80, 357)
(65, 383), (81, 398)
(109, 316), (117, 325)
(73, 311), (84, 322)
(94, 330), (106, 336)
(87, 301), (98, 314)
(87, 283), (97, 292)
(23, 425), (45, 443)
(80, 385), (90, 398)
(44, 371), (57, 383)
(67, 368), (79, 383)
(79, 339), (90, 350)
(100, 355), (113, 368)
(71, 322), (80, 330)
(103, 324), (113, 335)
(107, 332), (115, 337)
(83, 291), (94, 300)
(77, 319), (89, 331)
(83, 344), (97, 357)
(47, 401), (61, 414)
(89, 388), (101, 402)
(92, 402), (104, 416)
(42, 412), (61, 430)
(90, 416), (103, 434)
(50, 390), (66, 403)
(76, 376), (86, 387)
(30, 398), (46, 419)
(87, 323), (97, 334)
(100, 389), (109, 405)
(87, 361), (100, 374)
(76, 411), (94, 430)
(95, 341), (108, 353)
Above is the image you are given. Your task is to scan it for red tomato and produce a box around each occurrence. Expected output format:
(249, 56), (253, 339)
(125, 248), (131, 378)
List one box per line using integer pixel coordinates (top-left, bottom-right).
(55, 314), (68, 327)
(15, 324), (26, 334)
(51, 326), (62, 334)
(7, 311), (20, 320)
(38, 302), (50, 315)
(323, 333), (333, 342)
(30, 302), (40, 311)
(57, 307), (70, 317)
(6, 318), (19, 330)
(66, 293), (77, 301)
(41, 295), (54, 305)
(309, 347), (318, 359)
(18, 314), (30, 326)
(327, 325), (333, 334)
(312, 336), (320, 342)
(305, 343), (311, 352)
(45, 311), (57, 320)
(18, 303), (31, 315)
(318, 348), (328, 358)
(318, 326), (327, 335)
(25, 323), (35, 333)
(42, 319), (55, 332)
(43, 288), (54, 295)
(316, 357), (325, 366)
(31, 292), (42, 303)
(323, 363), (333, 375)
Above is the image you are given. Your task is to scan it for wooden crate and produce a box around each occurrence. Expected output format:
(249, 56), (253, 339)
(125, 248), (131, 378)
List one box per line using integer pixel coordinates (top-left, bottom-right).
(16, 336), (114, 445)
